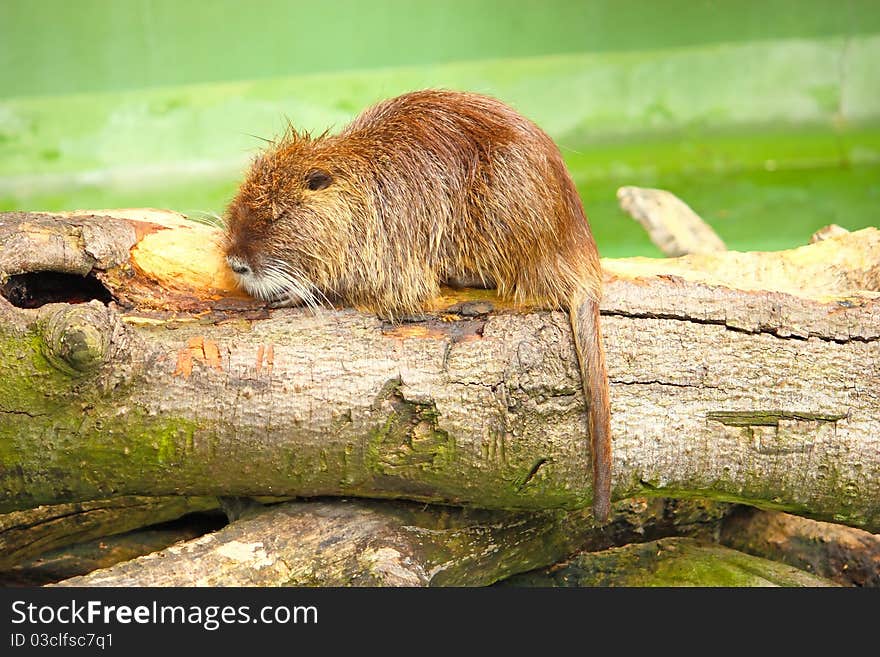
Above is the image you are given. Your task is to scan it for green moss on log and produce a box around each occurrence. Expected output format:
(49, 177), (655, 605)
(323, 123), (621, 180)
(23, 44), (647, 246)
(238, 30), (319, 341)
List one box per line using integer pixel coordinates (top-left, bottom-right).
(502, 537), (838, 587)
(1, 320), (594, 512)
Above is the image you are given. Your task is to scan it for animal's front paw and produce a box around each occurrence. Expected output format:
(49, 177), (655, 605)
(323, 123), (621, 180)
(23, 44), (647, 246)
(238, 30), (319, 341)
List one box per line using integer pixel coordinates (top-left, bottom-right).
(446, 300), (494, 316)
(268, 294), (302, 309)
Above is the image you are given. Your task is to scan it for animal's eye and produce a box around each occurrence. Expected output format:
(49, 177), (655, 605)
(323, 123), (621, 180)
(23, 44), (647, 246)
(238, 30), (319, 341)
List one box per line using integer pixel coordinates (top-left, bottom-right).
(305, 169), (333, 191)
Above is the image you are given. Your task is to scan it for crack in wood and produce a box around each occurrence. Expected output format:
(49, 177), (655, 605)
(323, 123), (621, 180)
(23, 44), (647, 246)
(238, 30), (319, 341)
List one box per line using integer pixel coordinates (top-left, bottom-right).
(706, 410), (847, 426)
(611, 378), (717, 390)
(0, 407), (47, 419)
(516, 458), (550, 491)
(602, 309), (879, 344)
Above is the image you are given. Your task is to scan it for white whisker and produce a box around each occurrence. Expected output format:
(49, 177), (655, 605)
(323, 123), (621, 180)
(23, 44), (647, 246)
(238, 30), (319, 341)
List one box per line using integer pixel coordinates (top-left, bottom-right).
(249, 257), (332, 313)
(188, 210), (227, 229)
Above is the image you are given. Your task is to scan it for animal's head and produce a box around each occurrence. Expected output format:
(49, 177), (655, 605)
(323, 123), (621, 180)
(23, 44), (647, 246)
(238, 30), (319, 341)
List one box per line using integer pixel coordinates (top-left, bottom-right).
(223, 129), (362, 307)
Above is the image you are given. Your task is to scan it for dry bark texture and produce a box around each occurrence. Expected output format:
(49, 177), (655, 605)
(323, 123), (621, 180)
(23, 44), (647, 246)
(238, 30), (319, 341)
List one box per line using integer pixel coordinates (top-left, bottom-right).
(0, 211), (878, 532)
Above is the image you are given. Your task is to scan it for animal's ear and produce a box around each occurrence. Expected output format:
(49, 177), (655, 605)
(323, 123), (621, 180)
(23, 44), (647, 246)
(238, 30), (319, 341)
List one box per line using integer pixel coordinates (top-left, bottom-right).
(305, 168), (333, 191)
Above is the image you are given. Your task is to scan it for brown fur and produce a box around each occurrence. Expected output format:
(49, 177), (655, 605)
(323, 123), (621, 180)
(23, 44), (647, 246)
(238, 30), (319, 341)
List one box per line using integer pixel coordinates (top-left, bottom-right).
(224, 89), (612, 521)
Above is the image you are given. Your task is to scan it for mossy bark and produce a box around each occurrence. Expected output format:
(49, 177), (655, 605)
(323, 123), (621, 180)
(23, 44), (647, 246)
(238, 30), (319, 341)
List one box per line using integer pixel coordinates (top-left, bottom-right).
(2, 511), (226, 585)
(502, 537), (838, 587)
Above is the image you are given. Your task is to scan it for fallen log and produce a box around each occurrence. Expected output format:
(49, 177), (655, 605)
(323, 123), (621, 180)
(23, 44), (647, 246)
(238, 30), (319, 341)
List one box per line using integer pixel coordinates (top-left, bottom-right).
(3, 511), (226, 585)
(0, 210), (877, 529)
(53, 497), (728, 587)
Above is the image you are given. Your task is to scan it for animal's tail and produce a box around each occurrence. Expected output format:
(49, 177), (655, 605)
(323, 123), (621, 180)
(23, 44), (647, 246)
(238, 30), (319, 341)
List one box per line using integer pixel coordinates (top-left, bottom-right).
(570, 287), (612, 522)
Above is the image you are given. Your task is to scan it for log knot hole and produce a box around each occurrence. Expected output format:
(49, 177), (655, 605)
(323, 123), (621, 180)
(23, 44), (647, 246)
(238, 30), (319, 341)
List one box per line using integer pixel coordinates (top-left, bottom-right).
(39, 302), (113, 375)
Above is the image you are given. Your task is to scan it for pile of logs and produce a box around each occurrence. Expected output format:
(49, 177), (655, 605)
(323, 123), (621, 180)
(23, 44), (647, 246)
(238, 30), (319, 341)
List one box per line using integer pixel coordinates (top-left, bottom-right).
(0, 188), (877, 586)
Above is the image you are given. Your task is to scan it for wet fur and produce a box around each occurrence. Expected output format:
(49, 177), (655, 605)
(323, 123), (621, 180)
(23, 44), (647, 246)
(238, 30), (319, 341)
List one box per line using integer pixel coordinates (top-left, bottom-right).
(225, 89), (612, 521)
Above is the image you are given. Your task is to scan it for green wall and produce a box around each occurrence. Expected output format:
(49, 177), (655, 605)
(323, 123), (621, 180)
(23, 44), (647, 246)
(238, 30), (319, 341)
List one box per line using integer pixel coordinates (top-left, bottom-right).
(4, 0), (880, 98)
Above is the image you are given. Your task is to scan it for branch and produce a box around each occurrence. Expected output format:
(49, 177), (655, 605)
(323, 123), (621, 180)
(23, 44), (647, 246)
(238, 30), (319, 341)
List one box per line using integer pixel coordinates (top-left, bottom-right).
(616, 186), (726, 255)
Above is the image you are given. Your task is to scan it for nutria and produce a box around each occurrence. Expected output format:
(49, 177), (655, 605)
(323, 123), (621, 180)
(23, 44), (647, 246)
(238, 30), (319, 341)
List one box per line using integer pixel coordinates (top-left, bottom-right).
(223, 89), (612, 521)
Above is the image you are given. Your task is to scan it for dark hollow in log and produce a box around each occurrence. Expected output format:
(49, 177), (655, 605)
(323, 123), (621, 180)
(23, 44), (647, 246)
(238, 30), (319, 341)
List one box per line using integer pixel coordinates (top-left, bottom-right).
(0, 271), (114, 308)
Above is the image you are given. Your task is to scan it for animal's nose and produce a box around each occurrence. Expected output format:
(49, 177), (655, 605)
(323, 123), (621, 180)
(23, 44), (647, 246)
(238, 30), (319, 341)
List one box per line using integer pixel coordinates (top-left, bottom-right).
(227, 255), (252, 276)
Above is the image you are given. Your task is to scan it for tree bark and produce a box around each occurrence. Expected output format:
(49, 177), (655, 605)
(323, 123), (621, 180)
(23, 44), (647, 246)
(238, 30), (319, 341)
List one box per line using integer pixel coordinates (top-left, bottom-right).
(0, 211), (878, 529)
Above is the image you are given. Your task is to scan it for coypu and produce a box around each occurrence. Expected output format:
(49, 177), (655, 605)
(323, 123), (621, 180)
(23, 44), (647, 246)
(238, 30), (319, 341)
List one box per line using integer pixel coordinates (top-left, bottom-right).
(223, 89), (612, 521)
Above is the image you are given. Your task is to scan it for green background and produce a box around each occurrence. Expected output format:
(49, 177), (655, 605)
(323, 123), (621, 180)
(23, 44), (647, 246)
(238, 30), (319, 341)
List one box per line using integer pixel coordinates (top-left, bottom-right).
(1, 0), (878, 256)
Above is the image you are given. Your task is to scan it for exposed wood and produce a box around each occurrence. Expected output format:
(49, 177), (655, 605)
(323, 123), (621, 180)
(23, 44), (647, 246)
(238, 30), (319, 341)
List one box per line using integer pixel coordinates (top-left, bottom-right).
(720, 507), (880, 587)
(53, 496), (728, 587)
(811, 224), (850, 244)
(0, 496), (218, 570)
(616, 186), (727, 255)
(0, 211), (878, 531)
